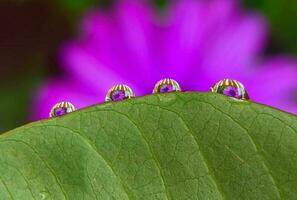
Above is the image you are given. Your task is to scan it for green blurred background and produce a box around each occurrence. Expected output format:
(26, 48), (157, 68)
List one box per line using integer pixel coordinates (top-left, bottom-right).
(0, 0), (296, 133)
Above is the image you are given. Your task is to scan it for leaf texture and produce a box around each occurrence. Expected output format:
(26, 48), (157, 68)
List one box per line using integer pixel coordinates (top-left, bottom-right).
(1, 92), (297, 199)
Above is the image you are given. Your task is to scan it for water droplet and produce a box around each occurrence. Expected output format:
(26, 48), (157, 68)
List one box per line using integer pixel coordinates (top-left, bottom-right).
(153, 78), (181, 94)
(49, 101), (76, 118)
(39, 191), (49, 200)
(210, 79), (249, 100)
(105, 84), (135, 102)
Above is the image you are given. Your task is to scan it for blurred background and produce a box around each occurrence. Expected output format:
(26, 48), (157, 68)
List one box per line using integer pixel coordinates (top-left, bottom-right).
(0, 0), (296, 133)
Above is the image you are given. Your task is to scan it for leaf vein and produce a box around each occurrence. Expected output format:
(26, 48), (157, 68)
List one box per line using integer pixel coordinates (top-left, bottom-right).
(42, 124), (132, 200)
(106, 109), (171, 200)
(193, 100), (284, 199)
(1, 139), (67, 200)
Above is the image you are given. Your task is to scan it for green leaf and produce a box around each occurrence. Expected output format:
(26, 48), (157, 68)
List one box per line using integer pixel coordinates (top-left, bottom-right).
(1, 92), (297, 199)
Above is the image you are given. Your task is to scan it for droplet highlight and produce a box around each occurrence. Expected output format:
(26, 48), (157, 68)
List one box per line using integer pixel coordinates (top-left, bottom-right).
(153, 78), (181, 94)
(105, 84), (135, 102)
(49, 101), (76, 118)
(210, 79), (249, 100)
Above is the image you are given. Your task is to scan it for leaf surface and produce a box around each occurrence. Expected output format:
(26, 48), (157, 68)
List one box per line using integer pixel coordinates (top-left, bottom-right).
(1, 92), (297, 199)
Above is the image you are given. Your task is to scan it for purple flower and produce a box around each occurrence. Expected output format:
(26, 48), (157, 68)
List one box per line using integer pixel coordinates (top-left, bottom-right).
(32, 0), (297, 119)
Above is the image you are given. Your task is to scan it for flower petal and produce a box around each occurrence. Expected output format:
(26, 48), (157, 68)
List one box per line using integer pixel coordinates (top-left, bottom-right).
(74, 2), (157, 92)
(160, 0), (239, 85)
(80, 8), (113, 44)
(114, 1), (158, 88)
(245, 57), (297, 114)
(60, 42), (142, 95)
(160, 0), (208, 80)
(201, 13), (267, 79)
